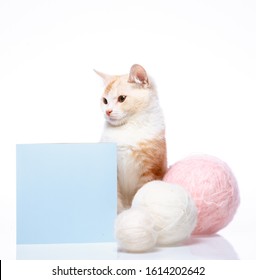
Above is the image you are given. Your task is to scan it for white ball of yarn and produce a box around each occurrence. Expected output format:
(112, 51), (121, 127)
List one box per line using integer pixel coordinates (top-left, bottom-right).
(115, 207), (157, 252)
(132, 180), (197, 246)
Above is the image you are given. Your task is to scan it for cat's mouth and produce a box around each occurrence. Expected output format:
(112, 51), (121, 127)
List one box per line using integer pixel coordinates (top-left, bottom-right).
(106, 115), (127, 126)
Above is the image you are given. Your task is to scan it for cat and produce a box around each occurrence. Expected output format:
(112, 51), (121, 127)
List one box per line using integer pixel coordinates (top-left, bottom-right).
(95, 64), (167, 213)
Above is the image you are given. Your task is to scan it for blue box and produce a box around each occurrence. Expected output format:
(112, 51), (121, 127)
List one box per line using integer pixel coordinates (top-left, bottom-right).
(16, 143), (117, 244)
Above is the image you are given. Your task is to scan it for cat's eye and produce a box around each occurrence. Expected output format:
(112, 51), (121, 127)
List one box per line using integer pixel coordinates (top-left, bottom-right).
(103, 97), (108, 104)
(118, 95), (127, 103)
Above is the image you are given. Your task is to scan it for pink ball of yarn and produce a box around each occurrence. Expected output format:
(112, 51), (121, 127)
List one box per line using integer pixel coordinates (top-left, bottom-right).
(163, 155), (240, 235)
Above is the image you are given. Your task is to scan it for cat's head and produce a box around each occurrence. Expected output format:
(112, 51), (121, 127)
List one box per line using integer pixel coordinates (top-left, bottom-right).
(95, 64), (156, 126)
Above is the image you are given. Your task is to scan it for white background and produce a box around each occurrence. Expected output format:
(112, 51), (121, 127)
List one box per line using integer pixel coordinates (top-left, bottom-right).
(0, 0), (256, 259)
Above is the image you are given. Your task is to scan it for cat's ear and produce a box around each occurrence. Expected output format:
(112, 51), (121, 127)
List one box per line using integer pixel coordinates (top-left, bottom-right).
(94, 69), (114, 85)
(128, 64), (149, 86)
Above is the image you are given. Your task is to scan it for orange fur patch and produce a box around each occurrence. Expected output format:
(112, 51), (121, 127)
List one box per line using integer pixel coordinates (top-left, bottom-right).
(117, 133), (167, 212)
(132, 132), (167, 183)
(104, 79), (116, 95)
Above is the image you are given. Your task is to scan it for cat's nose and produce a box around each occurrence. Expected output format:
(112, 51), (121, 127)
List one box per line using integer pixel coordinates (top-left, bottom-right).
(106, 109), (113, 116)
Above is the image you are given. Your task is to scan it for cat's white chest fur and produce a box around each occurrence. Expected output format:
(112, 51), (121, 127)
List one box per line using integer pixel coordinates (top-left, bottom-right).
(101, 107), (165, 207)
(101, 122), (147, 205)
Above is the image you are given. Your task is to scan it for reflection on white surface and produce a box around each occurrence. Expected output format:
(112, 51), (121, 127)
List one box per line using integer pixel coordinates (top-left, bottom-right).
(17, 234), (238, 260)
(17, 242), (118, 260)
(117, 235), (239, 260)
(186, 235), (239, 260)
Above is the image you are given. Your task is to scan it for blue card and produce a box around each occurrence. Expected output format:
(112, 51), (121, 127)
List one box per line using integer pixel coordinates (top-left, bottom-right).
(16, 143), (117, 244)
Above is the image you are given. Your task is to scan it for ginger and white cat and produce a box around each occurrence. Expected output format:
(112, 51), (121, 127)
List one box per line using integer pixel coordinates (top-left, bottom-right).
(95, 64), (167, 213)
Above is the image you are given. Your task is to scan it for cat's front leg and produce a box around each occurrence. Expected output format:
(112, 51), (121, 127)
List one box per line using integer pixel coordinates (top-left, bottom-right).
(117, 186), (126, 214)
